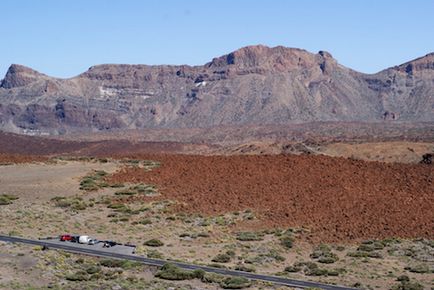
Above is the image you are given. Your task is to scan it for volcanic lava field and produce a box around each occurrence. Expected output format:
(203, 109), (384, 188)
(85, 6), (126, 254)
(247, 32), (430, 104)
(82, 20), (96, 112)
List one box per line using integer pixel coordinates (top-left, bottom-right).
(108, 154), (434, 243)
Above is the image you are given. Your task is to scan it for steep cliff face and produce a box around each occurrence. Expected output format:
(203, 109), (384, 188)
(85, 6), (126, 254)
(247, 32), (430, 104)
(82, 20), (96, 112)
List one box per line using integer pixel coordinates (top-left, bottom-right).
(0, 45), (433, 134)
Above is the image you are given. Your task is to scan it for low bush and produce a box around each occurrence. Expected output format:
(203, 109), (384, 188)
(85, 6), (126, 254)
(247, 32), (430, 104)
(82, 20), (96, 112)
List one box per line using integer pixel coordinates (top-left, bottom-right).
(51, 196), (89, 211)
(99, 259), (125, 268)
(236, 232), (264, 241)
(79, 170), (109, 191)
(65, 270), (90, 281)
(99, 259), (141, 269)
(137, 218), (152, 225)
(84, 265), (101, 274)
(114, 190), (136, 196)
(0, 194), (19, 205)
(310, 244), (338, 264)
(130, 183), (158, 195)
(220, 276), (252, 289)
(212, 253), (231, 263)
(155, 263), (203, 280)
(392, 280), (424, 290)
(404, 264), (430, 274)
(284, 261), (340, 277)
(201, 272), (226, 284)
(284, 265), (302, 272)
(147, 249), (164, 259)
(144, 239), (164, 247)
(280, 235), (294, 249)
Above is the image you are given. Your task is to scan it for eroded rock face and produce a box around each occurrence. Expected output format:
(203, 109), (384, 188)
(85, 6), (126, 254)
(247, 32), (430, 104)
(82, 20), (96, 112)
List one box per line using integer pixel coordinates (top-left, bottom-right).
(0, 64), (48, 89)
(0, 45), (434, 134)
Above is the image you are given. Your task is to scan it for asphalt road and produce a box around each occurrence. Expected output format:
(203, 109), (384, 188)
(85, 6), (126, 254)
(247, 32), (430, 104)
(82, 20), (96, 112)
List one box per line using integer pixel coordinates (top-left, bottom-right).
(0, 235), (356, 290)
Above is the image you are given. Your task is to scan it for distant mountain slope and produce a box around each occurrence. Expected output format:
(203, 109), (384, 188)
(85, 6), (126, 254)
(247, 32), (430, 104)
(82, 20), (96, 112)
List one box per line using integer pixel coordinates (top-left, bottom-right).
(1, 45), (433, 134)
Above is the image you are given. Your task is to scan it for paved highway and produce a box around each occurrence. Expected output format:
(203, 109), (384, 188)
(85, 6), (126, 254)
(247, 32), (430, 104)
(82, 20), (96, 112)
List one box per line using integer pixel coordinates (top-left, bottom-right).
(0, 235), (355, 290)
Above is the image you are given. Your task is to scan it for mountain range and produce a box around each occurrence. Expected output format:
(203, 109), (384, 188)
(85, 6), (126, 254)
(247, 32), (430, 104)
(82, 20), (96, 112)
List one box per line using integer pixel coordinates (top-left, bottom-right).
(1, 45), (433, 135)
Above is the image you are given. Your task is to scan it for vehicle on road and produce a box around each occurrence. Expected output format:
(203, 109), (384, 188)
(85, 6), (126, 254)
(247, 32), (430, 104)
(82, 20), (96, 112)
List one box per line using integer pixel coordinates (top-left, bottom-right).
(102, 240), (117, 247)
(60, 234), (72, 241)
(79, 235), (91, 244)
(88, 238), (99, 245)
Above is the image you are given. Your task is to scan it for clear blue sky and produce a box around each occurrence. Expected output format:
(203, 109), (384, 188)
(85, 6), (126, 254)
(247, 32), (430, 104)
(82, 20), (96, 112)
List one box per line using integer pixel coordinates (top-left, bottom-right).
(1, 0), (433, 78)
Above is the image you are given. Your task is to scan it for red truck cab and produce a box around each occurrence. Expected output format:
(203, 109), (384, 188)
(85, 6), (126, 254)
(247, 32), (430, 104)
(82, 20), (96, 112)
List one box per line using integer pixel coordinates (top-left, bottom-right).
(60, 234), (72, 241)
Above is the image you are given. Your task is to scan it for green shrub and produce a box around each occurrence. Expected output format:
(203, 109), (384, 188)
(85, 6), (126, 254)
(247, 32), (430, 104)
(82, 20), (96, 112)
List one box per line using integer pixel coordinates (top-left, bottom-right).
(115, 190), (136, 196)
(94, 170), (107, 177)
(51, 196), (88, 211)
(310, 244), (338, 264)
(280, 235), (294, 249)
(99, 259), (125, 268)
(219, 276), (252, 289)
(107, 203), (127, 210)
(138, 218), (152, 225)
(284, 265), (302, 272)
(65, 270), (90, 281)
(147, 249), (164, 259)
(201, 272), (226, 284)
(155, 263), (202, 280)
(0, 194), (19, 205)
(71, 201), (88, 211)
(212, 253), (231, 263)
(236, 232), (264, 241)
(318, 256), (338, 264)
(144, 239), (164, 247)
(284, 261), (339, 277)
(226, 250), (236, 257)
(130, 183), (158, 195)
(79, 170), (109, 191)
(99, 259), (141, 269)
(392, 280), (424, 290)
(397, 275), (410, 282)
(84, 265), (101, 274)
(404, 264), (430, 274)
(266, 249), (285, 262)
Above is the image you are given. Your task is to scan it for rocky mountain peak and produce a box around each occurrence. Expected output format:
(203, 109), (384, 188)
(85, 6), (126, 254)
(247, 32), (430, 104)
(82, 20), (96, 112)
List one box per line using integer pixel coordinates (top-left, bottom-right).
(0, 46), (433, 135)
(0, 64), (46, 89)
(393, 52), (434, 74)
(207, 45), (323, 72)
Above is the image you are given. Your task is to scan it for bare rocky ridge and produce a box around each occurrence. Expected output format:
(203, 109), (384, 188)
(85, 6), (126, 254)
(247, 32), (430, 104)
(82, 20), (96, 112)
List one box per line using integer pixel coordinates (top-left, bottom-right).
(0, 45), (433, 135)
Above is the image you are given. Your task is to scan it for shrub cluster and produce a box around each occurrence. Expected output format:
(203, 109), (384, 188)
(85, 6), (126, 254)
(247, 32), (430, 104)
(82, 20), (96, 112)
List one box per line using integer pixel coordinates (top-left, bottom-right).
(310, 244), (338, 264)
(284, 261), (343, 277)
(155, 263), (252, 289)
(155, 263), (204, 280)
(143, 239), (164, 247)
(347, 240), (385, 259)
(79, 170), (109, 191)
(0, 194), (18, 205)
(51, 196), (92, 211)
(236, 232), (264, 241)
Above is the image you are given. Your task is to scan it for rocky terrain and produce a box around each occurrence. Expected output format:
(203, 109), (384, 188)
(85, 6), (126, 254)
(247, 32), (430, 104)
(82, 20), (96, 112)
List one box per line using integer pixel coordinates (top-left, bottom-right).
(108, 154), (434, 243)
(1, 45), (434, 135)
(0, 157), (432, 290)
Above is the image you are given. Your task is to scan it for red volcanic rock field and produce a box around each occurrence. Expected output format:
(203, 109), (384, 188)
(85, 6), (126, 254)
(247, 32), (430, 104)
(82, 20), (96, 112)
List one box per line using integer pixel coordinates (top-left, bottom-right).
(109, 154), (434, 243)
(0, 153), (47, 164)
